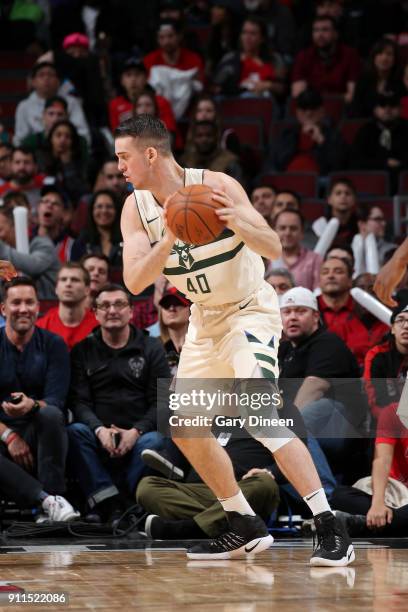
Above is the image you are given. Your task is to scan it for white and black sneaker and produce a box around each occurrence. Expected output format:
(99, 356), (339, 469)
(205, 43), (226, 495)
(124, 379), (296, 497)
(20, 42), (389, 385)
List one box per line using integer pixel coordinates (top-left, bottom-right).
(141, 449), (184, 481)
(187, 512), (273, 560)
(310, 511), (355, 567)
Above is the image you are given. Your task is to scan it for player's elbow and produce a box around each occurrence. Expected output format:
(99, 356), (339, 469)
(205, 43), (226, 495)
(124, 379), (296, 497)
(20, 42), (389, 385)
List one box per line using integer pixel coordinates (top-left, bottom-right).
(268, 241), (282, 261)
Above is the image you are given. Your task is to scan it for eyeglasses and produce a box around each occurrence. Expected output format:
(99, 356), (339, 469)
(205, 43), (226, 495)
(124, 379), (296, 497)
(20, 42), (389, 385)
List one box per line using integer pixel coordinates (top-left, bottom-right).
(394, 318), (408, 328)
(95, 300), (130, 312)
(368, 216), (386, 222)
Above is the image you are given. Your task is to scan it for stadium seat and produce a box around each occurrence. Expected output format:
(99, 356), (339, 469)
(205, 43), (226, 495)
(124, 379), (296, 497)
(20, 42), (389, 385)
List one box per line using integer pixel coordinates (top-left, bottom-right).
(286, 94), (346, 122)
(339, 119), (367, 145)
(302, 198), (327, 222)
(328, 171), (390, 196)
(221, 118), (264, 149)
(398, 171), (408, 194)
(260, 172), (319, 198)
(218, 97), (277, 137)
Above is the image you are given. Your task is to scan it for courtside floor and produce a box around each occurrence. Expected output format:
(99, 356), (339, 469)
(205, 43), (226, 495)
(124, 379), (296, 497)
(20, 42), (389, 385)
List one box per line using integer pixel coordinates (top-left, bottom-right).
(0, 536), (407, 611)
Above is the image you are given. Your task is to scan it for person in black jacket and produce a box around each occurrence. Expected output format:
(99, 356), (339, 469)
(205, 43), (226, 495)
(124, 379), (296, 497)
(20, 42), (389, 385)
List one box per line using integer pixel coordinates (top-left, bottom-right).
(67, 283), (171, 523)
(350, 90), (408, 193)
(263, 88), (345, 176)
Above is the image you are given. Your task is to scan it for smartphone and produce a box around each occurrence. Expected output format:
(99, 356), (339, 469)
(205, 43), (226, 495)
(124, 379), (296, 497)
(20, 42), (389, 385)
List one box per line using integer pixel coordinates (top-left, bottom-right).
(6, 394), (23, 405)
(112, 432), (121, 448)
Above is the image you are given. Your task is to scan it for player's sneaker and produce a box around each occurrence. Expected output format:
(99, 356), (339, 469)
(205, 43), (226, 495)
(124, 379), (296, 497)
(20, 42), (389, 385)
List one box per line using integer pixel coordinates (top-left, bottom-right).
(310, 511), (355, 567)
(187, 512), (273, 560)
(141, 449), (185, 481)
(38, 495), (80, 523)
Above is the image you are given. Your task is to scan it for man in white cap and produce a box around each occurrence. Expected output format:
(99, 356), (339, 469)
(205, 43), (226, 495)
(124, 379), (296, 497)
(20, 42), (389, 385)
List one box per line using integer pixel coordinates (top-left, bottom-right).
(279, 287), (367, 473)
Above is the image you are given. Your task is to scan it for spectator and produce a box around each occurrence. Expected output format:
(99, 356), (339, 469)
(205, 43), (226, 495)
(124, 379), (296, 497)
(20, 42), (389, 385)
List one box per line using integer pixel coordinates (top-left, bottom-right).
(94, 159), (128, 203)
(265, 267), (295, 295)
(266, 209), (323, 291)
(0, 147), (45, 215)
(0, 143), (12, 186)
(185, 94), (241, 158)
(330, 405), (408, 537)
(0, 190), (32, 226)
(81, 253), (109, 310)
(326, 244), (355, 269)
(270, 190), (301, 223)
(138, 433), (280, 540)
(214, 16), (286, 98)
(144, 20), (204, 118)
(356, 204), (397, 266)
(38, 120), (89, 203)
(363, 294), (408, 421)
(279, 287), (367, 474)
(159, 287), (191, 375)
(324, 178), (359, 247)
(400, 60), (408, 120)
(350, 91), (408, 194)
(291, 15), (360, 102)
(67, 284), (170, 523)
(34, 185), (75, 263)
(350, 38), (403, 119)
(14, 62), (90, 147)
(263, 88), (345, 175)
(181, 120), (243, 183)
(134, 90), (177, 147)
(206, 0), (242, 76)
(0, 208), (60, 300)
(0, 276), (77, 522)
(71, 190), (123, 267)
(242, 0), (296, 60)
(108, 57), (176, 135)
(251, 184), (276, 219)
(37, 263), (98, 351)
(318, 257), (389, 367)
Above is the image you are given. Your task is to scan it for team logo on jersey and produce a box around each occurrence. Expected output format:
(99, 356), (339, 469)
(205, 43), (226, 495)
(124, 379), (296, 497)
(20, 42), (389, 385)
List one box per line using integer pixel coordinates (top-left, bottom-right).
(128, 356), (145, 378)
(172, 242), (195, 269)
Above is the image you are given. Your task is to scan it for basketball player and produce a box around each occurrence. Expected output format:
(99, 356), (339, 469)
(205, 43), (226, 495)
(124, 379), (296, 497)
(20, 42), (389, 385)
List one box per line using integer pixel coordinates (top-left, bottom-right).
(115, 115), (354, 565)
(374, 237), (408, 306)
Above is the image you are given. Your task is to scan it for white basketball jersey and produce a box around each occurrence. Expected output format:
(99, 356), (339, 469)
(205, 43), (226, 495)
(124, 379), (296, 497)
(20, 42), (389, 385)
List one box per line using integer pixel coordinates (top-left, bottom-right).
(134, 168), (265, 306)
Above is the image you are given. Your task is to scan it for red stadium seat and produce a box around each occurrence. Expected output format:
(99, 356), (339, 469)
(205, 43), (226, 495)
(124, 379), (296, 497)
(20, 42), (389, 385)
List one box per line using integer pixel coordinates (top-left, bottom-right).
(261, 172), (318, 198)
(398, 171), (408, 194)
(329, 171), (390, 196)
(287, 94), (346, 122)
(339, 119), (367, 145)
(221, 118), (264, 149)
(302, 199), (327, 222)
(218, 98), (276, 137)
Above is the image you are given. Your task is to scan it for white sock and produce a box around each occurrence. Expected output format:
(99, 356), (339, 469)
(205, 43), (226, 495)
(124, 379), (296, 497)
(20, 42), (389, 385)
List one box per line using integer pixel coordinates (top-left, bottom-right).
(218, 489), (256, 516)
(303, 488), (333, 516)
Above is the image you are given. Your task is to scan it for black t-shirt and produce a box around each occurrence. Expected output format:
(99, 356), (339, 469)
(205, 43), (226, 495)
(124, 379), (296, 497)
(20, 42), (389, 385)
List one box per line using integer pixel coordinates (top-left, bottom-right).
(278, 326), (366, 426)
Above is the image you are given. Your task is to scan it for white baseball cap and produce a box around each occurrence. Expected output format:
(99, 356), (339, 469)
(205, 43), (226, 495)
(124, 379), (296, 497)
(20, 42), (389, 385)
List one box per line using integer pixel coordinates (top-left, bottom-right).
(279, 287), (318, 311)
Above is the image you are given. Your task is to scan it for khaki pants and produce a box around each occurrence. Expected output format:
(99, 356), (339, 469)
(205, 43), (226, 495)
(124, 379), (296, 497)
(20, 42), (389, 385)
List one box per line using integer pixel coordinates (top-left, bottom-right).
(136, 472), (279, 537)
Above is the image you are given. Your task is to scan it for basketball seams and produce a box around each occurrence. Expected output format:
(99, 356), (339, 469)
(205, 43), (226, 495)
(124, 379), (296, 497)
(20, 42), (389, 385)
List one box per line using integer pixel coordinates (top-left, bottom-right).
(168, 184), (224, 245)
(187, 207), (217, 240)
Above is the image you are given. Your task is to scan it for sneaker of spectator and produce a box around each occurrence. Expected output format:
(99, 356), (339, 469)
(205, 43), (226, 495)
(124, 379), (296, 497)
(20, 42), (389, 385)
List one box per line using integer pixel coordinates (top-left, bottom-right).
(0, 147), (46, 216)
(36, 495), (80, 523)
(0, 207), (60, 300)
(267, 208), (323, 291)
(109, 57), (176, 136)
(36, 262), (99, 350)
(81, 253), (110, 310)
(14, 62), (90, 147)
(35, 185), (75, 263)
(291, 15), (361, 102)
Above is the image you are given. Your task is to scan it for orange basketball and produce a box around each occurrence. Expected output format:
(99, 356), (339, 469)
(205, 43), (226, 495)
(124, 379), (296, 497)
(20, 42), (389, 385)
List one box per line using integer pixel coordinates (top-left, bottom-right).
(166, 184), (225, 245)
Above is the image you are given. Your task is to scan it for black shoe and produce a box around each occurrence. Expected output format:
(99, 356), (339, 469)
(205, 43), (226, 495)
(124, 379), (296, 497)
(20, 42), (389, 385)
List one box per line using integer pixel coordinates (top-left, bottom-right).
(187, 512), (273, 560)
(145, 515), (164, 539)
(310, 511), (355, 567)
(84, 511), (102, 524)
(141, 449), (184, 481)
(334, 510), (367, 537)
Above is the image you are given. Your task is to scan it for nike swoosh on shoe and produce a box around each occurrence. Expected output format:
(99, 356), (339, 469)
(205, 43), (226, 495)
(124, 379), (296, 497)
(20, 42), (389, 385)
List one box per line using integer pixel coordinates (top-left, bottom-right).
(245, 539), (261, 553)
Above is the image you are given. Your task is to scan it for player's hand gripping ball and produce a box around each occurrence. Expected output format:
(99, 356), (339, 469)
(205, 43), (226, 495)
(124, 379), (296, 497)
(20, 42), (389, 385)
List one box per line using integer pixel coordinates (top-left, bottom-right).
(165, 184), (225, 245)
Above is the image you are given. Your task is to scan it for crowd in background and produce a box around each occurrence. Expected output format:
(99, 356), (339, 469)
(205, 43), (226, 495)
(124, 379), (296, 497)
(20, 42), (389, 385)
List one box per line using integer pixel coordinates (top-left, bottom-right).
(0, 0), (407, 538)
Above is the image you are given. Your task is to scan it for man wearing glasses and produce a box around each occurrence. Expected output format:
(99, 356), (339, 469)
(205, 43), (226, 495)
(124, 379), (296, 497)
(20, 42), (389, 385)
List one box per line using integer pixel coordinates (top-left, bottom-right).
(67, 283), (170, 525)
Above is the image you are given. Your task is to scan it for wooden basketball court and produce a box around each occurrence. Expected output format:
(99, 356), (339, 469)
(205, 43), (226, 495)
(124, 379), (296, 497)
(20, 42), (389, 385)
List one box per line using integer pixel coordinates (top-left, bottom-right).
(0, 537), (407, 610)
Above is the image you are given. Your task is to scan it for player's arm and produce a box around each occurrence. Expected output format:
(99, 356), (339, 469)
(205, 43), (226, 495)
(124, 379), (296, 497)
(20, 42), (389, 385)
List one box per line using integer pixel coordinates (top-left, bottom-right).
(374, 237), (408, 307)
(367, 443), (394, 528)
(121, 194), (175, 295)
(205, 172), (282, 260)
